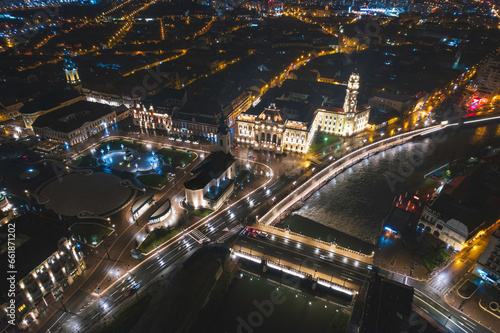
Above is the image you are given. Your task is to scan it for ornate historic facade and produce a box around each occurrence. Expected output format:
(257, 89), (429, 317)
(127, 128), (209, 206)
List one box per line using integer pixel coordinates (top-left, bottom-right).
(132, 104), (219, 140)
(235, 72), (370, 154)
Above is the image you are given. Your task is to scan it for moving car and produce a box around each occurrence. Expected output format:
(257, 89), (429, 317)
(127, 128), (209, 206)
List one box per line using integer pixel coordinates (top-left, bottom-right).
(257, 231), (268, 239)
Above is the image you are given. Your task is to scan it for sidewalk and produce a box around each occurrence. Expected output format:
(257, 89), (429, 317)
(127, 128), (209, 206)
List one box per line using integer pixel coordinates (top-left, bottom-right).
(232, 246), (361, 292)
(443, 273), (500, 333)
(252, 224), (374, 265)
(374, 235), (431, 281)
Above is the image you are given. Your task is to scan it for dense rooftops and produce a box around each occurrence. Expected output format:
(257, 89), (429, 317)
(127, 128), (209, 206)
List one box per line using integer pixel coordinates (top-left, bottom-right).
(19, 88), (82, 115)
(32, 100), (116, 133)
(373, 91), (413, 103)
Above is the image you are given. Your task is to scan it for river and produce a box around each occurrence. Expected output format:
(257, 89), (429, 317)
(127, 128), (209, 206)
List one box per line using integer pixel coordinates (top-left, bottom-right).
(287, 123), (500, 245)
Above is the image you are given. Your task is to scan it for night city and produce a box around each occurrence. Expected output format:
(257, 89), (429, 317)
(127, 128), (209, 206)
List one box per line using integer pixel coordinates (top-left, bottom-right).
(0, 0), (500, 332)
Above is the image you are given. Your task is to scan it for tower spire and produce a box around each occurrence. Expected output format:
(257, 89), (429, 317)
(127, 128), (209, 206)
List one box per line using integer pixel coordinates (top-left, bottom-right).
(63, 49), (81, 90)
(217, 112), (231, 154)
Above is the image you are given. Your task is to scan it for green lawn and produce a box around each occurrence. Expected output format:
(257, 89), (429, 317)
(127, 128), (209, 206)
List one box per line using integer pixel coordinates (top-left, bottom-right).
(189, 208), (214, 218)
(69, 156), (98, 168)
(97, 139), (143, 151)
(138, 228), (181, 253)
(327, 310), (349, 333)
(423, 250), (450, 271)
(157, 148), (196, 168)
(136, 174), (171, 189)
(71, 223), (113, 246)
(308, 132), (340, 152)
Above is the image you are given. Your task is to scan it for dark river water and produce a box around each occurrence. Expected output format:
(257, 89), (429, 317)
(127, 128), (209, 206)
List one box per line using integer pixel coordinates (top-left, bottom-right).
(291, 123), (500, 245)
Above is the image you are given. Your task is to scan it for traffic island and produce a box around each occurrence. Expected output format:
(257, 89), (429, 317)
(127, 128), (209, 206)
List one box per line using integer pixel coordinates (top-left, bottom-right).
(457, 279), (478, 299)
(138, 227), (181, 254)
(189, 208), (213, 218)
(71, 223), (114, 247)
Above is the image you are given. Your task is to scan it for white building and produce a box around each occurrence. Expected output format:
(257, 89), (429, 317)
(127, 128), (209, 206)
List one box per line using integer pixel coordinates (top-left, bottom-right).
(184, 116), (236, 210)
(235, 72), (370, 154)
(417, 193), (487, 251)
(32, 101), (128, 146)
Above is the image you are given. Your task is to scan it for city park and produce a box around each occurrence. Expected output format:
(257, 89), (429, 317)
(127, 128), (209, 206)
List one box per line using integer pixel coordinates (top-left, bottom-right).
(37, 138), (198, 250)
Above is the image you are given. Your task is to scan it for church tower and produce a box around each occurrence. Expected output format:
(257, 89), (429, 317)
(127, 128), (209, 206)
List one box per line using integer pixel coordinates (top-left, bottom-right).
(63, 50), (81, 91)
(217, 113), (231, 154)
(344, 71), (359, 114)
(343, 72), (360, 136)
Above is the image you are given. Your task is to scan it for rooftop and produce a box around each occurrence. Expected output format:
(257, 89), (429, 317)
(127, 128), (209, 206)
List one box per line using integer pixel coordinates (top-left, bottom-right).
(184, 151), (235, 190)
(0, 214), (71, 290)
(361, 275), (414, 333)
(373, 91), (413, 103)
(150, 199), (171, 220)
(19, 88), (82, 115)
(32, 101), (116, 134)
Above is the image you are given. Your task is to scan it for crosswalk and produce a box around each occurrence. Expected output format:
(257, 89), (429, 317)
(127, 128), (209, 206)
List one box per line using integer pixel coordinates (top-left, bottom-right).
(390, 272), (406, 284)
(189, 229), (209, 243)
(427, 276), (449, 293)
(217, 224), (244, 243)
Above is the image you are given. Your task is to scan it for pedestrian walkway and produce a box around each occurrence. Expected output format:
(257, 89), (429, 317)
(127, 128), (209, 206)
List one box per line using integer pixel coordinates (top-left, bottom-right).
(190, 228), (209, 242)
(231, 246), (360, 292)
(252, 224), (374, 265)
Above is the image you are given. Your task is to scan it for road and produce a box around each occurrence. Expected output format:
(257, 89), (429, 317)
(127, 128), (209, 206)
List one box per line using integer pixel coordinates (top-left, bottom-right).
(234, 231), (492, 333)
(39, 117), (500, 332)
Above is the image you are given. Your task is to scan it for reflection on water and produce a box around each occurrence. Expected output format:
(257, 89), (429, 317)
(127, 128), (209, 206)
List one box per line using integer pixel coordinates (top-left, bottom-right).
(295, 124), (500, 244)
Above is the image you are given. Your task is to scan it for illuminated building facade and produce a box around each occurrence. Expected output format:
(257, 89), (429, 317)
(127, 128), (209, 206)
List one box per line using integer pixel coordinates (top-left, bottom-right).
(468, 56), (500, 106)
(184, 116), (236, 210)
(417, 193), (487, 251)
(32, 101), (128, 146)
(474, 229), (500, 288)
(132, 103), (219, 140)
(62, 50), (81, 90)
(235, 72), (370, 154)
(0, 236), (85, 330)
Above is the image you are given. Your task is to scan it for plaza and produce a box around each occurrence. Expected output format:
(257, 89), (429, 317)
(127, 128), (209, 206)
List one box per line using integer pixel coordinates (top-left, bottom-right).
(39, 172), (134, 217)
(98, 147), (161, 173)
